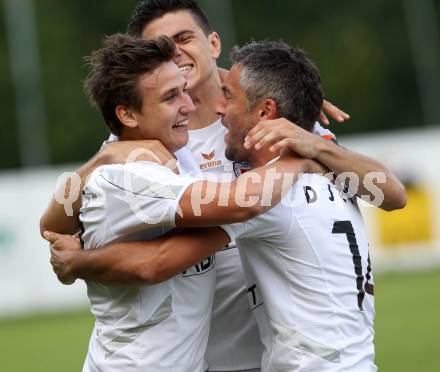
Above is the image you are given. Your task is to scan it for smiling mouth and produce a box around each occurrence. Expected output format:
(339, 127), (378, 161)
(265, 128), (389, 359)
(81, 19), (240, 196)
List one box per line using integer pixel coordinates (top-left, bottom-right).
(172, 120), (188, 129)
(179, 64), (193, 73)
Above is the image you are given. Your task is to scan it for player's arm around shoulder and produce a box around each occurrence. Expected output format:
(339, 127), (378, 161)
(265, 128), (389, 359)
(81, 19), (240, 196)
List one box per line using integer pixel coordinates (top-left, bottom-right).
(45, 226), (230, 286)
(124, 227), (230, 284)
(44, 155), (317, 286)
(175, 152), (320, 227)
(44, 162), (232, 286)
(313, 139), (407, 211)
(245, 118), (407, 211)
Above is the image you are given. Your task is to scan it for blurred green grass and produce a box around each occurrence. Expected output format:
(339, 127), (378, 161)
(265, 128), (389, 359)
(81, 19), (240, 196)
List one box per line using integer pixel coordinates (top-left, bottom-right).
(374, 269), (439, 371)
(0, 269), (439, 372)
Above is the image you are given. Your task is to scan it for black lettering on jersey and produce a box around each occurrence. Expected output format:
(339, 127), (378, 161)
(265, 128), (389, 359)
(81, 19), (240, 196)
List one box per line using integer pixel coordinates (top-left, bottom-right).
(200, 257), (214, 271)
(341, 184), (356, 205)
(248, 284), (257, 305)
(364, 253), (374, 296)
(182, 255), (216, 277)
(327, 184), (335, 201)
(304, 186), (317, 204)
(332, 221), (365, 311)
(247, 283), (263, 310)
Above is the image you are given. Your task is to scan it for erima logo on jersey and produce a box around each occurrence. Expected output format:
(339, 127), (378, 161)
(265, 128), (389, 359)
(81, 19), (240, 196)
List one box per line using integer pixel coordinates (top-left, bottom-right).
(182, 255), (216, 277)
(200, 150), (222, 170)
(201, 151), (215, 160)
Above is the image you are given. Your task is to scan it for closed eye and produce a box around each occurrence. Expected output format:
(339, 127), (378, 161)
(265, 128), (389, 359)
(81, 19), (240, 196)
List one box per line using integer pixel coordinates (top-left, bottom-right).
(222, 86), (231, 100)
(162, 82), (188, 102)
(173, 31), (194, 45)
(179, 35), (193, 44)
(163, 90), (178, 102)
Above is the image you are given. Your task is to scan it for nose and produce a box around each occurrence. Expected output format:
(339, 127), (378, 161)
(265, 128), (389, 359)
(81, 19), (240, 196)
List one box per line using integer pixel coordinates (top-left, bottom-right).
(181, 93), (196, 115)
(173, 45), (183, 64)
(215, 92), (226, 118)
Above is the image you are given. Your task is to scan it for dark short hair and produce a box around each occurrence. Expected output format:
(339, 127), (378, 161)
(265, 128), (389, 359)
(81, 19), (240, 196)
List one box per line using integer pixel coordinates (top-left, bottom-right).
(84, 33), (176, 135)
(127, 0), (213, 37)
(230, 41), (323, 131)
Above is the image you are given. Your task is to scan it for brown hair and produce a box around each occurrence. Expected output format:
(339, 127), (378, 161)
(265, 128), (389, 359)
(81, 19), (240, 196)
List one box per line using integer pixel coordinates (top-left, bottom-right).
(84, 33), (176, 135)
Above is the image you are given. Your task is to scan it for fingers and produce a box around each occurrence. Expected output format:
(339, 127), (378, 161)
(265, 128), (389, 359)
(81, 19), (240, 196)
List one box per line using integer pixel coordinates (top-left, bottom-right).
(147, 141), (174, 164)
(163, 158), (178, 172)
(131, 144), (170, 165)
(245, 119), (282, 140)
(245, 126), (274, 149)
(318, 111), (330, 126)
(253, 131), (287, 151)
(49, 248), (62, 277)
(244, 121), (269, 147)
(45, 232), (81, 252)
(145, 140), (174, 160)
(269, 138), (297, 153)
(72, 232), (81, 242)
(59, 276), (76, 285)
(322, 100), (350, 123)
(50, 247), (76, 285)
(245, 119), (296, 150)
(43, 231), (61, 244)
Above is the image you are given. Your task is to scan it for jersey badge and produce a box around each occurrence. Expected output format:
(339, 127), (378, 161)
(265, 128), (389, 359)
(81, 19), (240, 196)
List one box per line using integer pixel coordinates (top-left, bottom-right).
(233, 162), (251, 177)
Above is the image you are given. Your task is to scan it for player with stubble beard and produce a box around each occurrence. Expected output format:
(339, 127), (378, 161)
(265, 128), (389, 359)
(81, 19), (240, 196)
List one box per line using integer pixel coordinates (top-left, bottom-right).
(41, 1), (406, 372)
(51, 33), (326, 372)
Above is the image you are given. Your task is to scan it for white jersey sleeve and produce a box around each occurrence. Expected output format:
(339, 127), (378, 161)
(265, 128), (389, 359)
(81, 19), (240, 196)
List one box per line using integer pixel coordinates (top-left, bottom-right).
(80, 161), (197, 249)
(221, 215), (281, 243)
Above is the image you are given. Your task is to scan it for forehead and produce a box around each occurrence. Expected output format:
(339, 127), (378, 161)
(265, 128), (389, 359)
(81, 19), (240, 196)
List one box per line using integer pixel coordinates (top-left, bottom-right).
(141, 10), (205, 39)
(138, 61), (185, 98)
(225, 64), (245, 94)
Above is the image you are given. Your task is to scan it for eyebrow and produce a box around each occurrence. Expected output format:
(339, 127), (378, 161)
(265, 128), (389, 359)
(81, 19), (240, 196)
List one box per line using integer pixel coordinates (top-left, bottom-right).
(171, 30), (194, 41)
(160, 81), (188, 101)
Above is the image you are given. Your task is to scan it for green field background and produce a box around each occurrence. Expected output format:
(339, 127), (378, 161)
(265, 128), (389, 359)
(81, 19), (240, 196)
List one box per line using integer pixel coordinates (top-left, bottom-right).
(1, 269), (439, 372)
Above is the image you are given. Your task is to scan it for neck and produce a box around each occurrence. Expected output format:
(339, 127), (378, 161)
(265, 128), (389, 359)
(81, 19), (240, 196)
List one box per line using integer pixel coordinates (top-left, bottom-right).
(118, 129), (137, 141)
(247, 147), (281, 168)
(188, 69), (222, 130)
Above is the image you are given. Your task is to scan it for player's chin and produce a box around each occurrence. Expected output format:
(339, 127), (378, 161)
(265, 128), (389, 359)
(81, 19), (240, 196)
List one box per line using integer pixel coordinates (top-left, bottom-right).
(225, 144), (238, 162)
(173, 131), (189, 150)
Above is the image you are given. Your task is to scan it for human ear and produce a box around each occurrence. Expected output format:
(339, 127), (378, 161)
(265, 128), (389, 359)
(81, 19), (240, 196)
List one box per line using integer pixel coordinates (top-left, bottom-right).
(115, 105), (138, 129)
(208, 32), (221, 59)
(258, 99), (278, 120)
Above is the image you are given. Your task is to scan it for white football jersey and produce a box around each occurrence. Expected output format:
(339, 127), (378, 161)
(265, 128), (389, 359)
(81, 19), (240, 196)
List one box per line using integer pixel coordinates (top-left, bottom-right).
(222, 174), (376, 372)
(188, 120), (337, 371)
(188, 120), (263, 371)
(312, 121), (337, 141)
(80, 159), (216, 372)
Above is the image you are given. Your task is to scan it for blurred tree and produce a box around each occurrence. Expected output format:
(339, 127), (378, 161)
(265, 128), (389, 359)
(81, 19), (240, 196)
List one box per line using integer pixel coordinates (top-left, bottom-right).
(0, 4), (20, 169)
(229, 0), (426, 135)
(35, 0), (139, 165)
